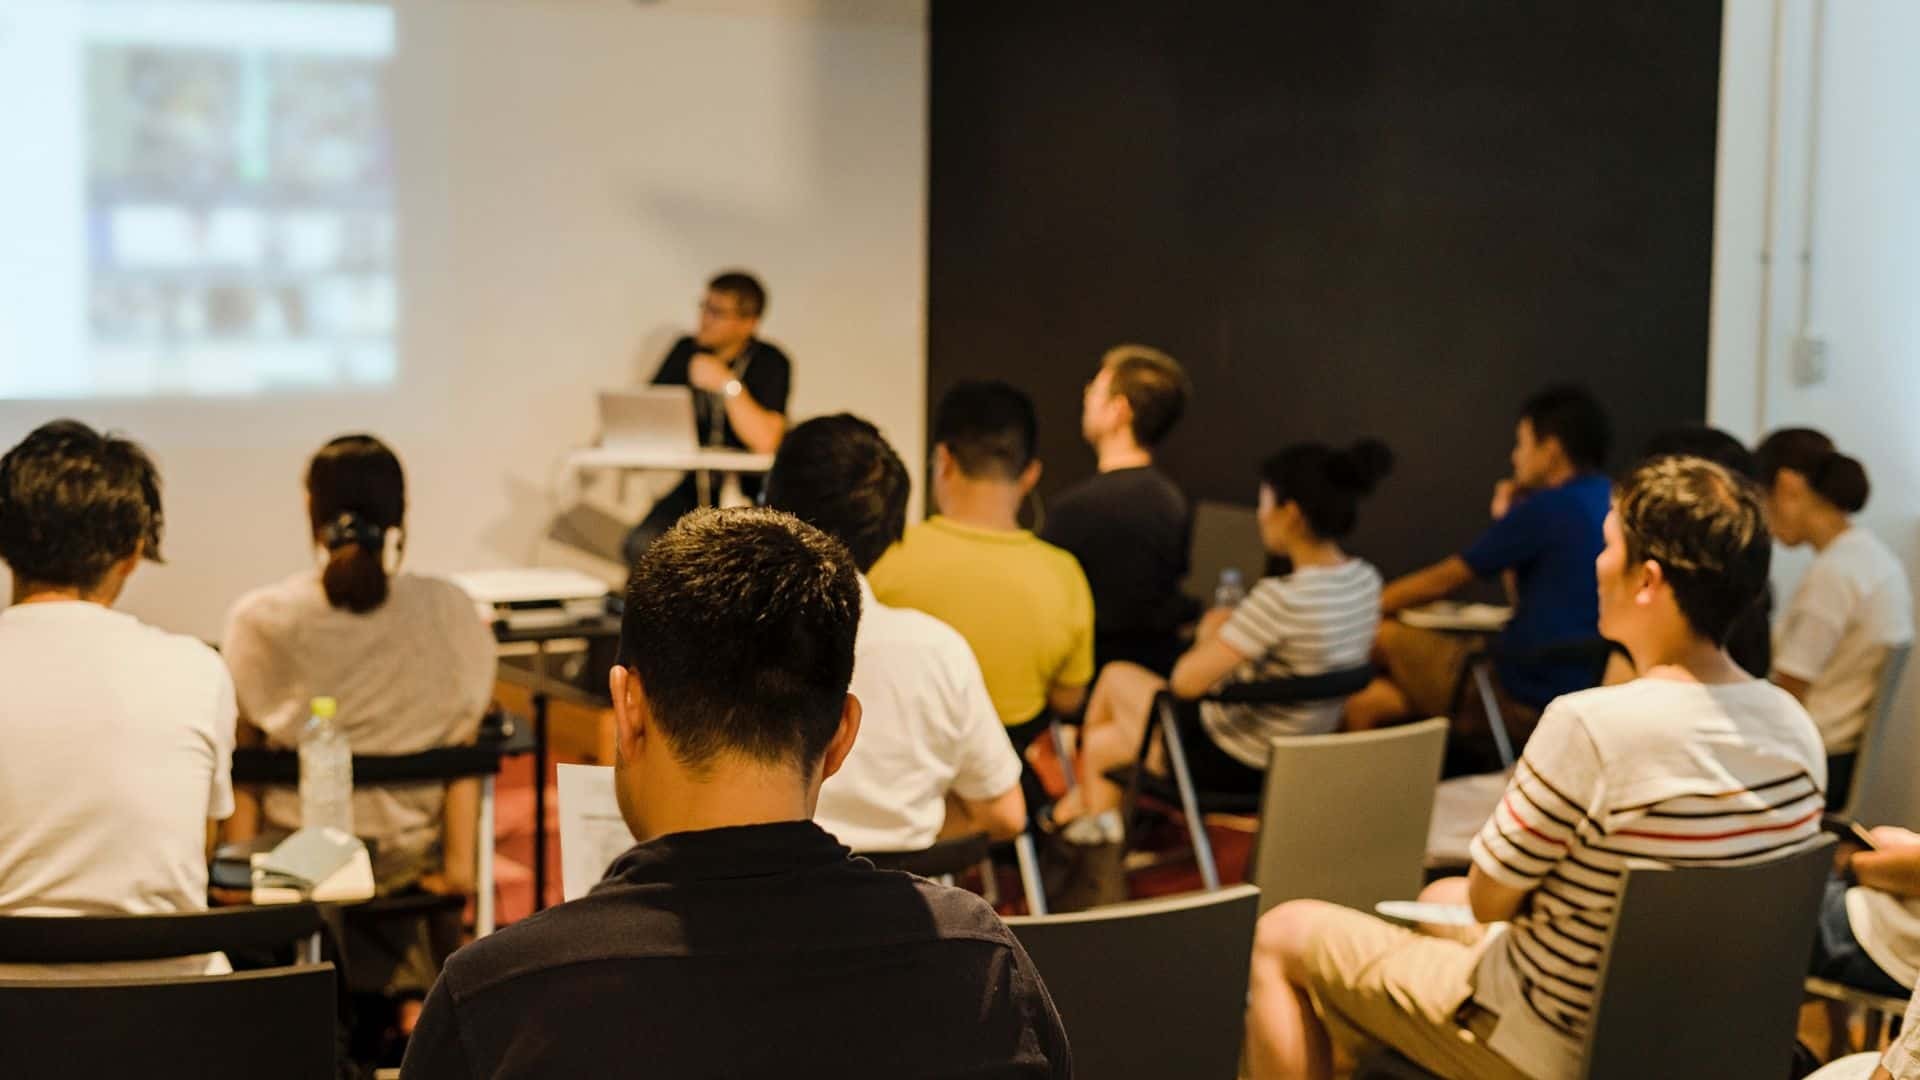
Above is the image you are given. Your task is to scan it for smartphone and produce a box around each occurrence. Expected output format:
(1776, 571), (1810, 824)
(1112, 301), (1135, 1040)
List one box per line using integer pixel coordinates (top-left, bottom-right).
(1822, 813), (1878, 850)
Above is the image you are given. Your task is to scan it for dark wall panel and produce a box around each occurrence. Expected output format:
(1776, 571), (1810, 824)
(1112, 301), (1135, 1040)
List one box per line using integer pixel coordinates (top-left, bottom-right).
(929, 1), (1721, 578)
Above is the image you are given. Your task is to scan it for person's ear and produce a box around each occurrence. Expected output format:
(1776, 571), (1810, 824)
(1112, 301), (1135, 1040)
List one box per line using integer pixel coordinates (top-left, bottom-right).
(818, 693), (863, 782)
(1776, 469), (1811, 501)
(1019, 458), (1043, 494)
(609, 665), (648, 765)
(932, 443), (955, 480)
(1634, 559), (1666, 608)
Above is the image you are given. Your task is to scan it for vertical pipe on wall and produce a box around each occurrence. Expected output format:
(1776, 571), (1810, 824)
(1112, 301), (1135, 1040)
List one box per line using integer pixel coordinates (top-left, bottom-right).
(1795, 0), (1827, 337)
(1754, 0), (1785, 435)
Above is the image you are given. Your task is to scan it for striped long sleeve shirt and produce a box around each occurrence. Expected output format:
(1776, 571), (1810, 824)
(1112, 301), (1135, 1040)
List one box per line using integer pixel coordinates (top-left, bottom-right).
(1467, 677), (1827, 1080)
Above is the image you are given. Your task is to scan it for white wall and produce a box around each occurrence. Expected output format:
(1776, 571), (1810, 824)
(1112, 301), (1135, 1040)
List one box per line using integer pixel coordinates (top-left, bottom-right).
(0, 0), (928, 640)
(1711, 0), (1920, 825)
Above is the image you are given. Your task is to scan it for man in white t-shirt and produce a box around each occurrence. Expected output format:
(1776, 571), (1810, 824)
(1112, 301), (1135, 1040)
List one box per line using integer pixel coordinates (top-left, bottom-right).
(764, 414), (1025, 851)
(0, 421), (237, 978)
(1244, 456), (1825, 1080)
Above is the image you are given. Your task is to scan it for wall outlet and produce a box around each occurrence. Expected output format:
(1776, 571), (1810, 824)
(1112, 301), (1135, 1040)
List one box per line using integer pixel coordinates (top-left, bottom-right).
(1791, 334), (1829, 386)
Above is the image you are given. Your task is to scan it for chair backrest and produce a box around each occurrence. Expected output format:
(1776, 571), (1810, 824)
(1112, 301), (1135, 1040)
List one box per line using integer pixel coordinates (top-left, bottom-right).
(1580, 837), (1834, 1080)
(0, 964), (337, 1080)
(0, 903), (324, 964)
(858, 832), (992, 879)
(1843, 640), (1914, 819)
(1183, 499), (1266, 605)
(1004, 884), (1258, 1080)
(1247, 718), (1447, 915)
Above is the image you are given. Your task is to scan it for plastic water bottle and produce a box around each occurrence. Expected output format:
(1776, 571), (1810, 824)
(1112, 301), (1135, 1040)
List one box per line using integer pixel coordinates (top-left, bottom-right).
(1214, 567), (1247, 610)
(298, 696), (354, 835)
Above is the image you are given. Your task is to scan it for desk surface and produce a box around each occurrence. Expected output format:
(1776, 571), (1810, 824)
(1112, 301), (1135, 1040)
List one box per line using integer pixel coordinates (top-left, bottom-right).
(566, 446), (773, 472)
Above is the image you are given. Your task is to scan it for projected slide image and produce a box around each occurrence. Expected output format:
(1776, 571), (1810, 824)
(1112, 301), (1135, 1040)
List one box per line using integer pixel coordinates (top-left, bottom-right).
(0, 3), (396, 400)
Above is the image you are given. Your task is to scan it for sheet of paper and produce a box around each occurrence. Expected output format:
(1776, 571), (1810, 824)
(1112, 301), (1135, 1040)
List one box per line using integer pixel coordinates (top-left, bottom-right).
(558, 763), (636, 902)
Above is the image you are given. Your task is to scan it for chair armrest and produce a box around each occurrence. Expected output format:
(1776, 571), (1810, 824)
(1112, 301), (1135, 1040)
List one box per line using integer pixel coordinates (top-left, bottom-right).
(1199, 665), (1377, 706)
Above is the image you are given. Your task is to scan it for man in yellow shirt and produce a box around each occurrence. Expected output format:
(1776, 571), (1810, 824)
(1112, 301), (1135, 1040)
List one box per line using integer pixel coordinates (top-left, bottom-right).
(870, 380), (1095, 754)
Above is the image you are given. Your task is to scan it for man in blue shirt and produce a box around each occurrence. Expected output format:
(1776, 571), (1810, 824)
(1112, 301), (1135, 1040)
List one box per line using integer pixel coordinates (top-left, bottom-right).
(1346, 385), (1613, 760)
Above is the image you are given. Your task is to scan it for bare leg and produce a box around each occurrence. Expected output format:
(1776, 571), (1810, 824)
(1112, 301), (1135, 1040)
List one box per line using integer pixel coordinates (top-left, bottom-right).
(1053, 662), (1167, 824)
(1245, 900), (1338, 1080)
(1342, 677), (1411, 731)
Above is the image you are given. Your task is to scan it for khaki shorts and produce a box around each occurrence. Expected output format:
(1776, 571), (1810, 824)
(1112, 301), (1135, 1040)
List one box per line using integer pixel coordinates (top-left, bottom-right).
(1296, 904), (1532, 1080)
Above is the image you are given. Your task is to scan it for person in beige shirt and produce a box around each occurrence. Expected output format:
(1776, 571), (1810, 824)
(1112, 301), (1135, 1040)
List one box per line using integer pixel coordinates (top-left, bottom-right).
(222, 435), (496, 1005)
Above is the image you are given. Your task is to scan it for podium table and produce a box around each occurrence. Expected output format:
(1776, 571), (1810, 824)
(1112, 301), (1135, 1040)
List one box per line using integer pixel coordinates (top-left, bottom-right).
(566, 446), (773, 507)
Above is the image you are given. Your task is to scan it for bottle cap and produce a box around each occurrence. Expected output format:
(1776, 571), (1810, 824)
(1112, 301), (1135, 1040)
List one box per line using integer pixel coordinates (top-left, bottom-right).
(310, 696), (338, 719)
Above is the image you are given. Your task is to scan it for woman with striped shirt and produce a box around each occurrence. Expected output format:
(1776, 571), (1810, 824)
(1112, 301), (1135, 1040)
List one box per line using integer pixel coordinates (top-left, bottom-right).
(1045, 439), (1391, 855)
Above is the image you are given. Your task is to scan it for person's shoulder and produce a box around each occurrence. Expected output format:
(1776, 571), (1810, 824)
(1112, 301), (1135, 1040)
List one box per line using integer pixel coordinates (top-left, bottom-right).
(228, 572), (315, 623)
(867, 595), (972, 655)
(1031, 534), (1092, 587)
(395, 573), (484, 615)
(895, 874), (1023, 949)
(431, 892), (629, 999)
(124, 613), (230, 687)
(751, 338), (793, 368)
(1558, 473), (1614, 513)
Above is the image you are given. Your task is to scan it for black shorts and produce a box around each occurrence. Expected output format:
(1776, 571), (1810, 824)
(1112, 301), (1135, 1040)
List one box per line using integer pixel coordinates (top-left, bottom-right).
(1166, 698), (1267, 795)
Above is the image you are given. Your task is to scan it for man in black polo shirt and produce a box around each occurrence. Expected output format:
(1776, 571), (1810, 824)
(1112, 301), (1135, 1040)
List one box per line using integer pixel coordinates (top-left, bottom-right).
(1041, 344), (1194, 675)
(623, 270), (793, 561)
(403, 508), (1070, 1079)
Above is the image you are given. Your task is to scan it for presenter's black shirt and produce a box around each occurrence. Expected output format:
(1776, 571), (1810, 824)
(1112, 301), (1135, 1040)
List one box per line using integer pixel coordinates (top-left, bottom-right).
(651, 335), (793, 451)
(400, 821), (1072, 1079)
(1041, 465), (1193, 666)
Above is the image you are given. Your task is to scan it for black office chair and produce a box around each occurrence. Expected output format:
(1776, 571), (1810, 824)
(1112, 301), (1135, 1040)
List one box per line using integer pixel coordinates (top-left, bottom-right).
(0, 901), (326, 965)
(0, 902), (336, 1078)
(1104, 665), (1378, 891)
(0, 965), (338, 1079)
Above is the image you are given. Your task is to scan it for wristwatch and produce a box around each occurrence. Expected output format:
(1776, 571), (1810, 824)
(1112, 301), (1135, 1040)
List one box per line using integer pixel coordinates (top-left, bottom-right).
(723, 378), (743, 399)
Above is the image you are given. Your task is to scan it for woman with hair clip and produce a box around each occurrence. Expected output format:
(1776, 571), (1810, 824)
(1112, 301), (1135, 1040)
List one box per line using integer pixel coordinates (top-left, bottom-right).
(220, 435), (497, 1046)
(1756, 428), (1914, 808)
(1042, 440), (1392, 909)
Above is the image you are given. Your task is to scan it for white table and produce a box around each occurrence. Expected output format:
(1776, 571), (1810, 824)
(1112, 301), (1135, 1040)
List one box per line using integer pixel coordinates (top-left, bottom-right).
(566, 446), (774, 506)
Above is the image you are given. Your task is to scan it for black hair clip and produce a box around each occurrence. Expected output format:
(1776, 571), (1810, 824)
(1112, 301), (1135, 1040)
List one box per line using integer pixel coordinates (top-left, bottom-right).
(321, 513), (388, 552)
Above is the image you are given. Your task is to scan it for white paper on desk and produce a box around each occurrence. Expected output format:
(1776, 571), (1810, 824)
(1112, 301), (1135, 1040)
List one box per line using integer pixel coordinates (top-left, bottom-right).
(558, 764), (637, 902)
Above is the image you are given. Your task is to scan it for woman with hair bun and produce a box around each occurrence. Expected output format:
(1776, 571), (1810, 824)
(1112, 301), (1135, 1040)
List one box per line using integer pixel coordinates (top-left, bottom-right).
(1756, 427), (1913, 806)
(220, 434), (498, 1030)
(1042, 439), (1392, 908)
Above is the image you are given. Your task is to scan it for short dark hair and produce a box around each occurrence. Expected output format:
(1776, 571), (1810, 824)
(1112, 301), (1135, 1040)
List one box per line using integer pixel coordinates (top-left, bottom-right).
(1616, 456), (1772, 646)
(1102, 344), (1190, 448)
(1754, 427), (1869, 513)
(307, 435), (406, 614)
(764, 414), (908, 573)
(1259, 439), (1394, 540)
(707, 270), (766, 319)
(1521, 384), (1611, 471)
(1641, 425), (1757, 480)
(933, 380), (1037, 481)
(0, 420), (164, 590)
(617, 508), (860, 776)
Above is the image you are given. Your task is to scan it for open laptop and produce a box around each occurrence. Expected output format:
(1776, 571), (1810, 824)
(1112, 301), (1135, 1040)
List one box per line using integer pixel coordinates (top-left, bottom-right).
(597, 386), (699, 454)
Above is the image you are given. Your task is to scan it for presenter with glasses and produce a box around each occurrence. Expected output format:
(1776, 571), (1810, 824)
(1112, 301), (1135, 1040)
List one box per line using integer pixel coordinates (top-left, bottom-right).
(620, 270), (793, 561)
